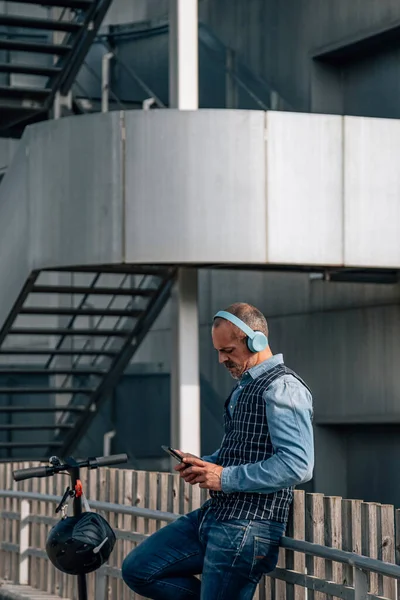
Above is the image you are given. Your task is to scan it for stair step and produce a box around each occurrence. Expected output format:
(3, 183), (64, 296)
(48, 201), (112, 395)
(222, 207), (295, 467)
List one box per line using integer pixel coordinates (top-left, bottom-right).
(7, 0), (93, 9)
(0, 387), (93, 394)
(0, 62), (62, 77)
(0, 406), (86, 412)
(0, 368), (105, 375)
(32, 284), (156, 296)
(20, 306), (143, 317)
(0, 348), (117, 356)
(0, 39), (72, 55)
(58, 265), (173, 276)
(0, 14), (82, 32)
(0, 442), (63, 448)
(0, 85), (51, 101)
(9, 327), (131, 337)
(0, 424), (74, 431)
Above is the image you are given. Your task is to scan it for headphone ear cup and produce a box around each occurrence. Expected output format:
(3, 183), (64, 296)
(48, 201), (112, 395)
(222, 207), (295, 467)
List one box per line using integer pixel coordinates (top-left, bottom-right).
(248, 332), (268, 353)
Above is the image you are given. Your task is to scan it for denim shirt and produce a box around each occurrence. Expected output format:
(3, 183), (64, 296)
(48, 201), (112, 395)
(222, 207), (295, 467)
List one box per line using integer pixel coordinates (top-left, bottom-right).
(202, 354), (314, 494)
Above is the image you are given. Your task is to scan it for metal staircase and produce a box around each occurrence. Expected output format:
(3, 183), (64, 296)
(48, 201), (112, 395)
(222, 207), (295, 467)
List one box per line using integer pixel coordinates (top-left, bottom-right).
(0, 265), (176, 461)
(0, 0), (114, 137)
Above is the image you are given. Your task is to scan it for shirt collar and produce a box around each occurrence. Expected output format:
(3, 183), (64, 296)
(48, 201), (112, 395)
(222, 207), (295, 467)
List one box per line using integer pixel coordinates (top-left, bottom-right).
(242, 353), (284, 381)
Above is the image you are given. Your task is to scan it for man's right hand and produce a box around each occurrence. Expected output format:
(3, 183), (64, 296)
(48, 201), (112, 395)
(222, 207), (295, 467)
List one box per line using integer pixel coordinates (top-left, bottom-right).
(173, 451), (200, 485)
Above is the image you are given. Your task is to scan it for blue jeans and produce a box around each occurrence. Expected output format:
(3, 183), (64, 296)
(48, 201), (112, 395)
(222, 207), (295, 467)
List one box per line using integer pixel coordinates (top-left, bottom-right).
(122, 505), (286, 600)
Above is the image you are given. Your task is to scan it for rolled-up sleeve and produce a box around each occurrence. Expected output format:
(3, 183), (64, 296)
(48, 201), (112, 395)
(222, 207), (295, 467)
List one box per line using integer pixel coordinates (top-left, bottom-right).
(221, 376), (314, 494)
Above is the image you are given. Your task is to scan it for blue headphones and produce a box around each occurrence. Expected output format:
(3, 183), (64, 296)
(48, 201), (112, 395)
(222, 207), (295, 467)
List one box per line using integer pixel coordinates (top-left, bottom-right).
(214, 311), (268, 353)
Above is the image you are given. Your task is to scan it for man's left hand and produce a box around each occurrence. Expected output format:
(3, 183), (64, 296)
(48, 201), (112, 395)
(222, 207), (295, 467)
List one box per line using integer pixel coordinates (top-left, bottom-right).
(178, 457), (223, 491)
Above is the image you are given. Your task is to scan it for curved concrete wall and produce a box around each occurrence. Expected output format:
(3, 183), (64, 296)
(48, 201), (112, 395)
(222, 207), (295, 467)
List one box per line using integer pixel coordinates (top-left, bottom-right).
(124, 110), (267, 263)
(1, 108), (399, 285)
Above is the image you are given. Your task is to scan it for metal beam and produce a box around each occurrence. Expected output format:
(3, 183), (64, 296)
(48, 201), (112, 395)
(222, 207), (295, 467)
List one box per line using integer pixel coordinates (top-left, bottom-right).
(8, 0), (92, 8)
(45, 265), (173, 276)
(0, 442), (63, 449)
(271, 568), (354, 600)
(169, 1), (200, 457)
(170, 269), (200, 456)
(9, 328), (130, 337)
(169, 0), (198, 110)
(313, 17), (400, 66)
(31, 285), (155, 296)
(0, 349), (117, 356)
(0, 406), (86, 412)
(0, 39), (71, 55)
(280, 537), (400, 578)
(0, 63), (62, 77)
(20, 307), (143, 317)
(0, 424), (73, 431)
(0, 388), (93, 394)
(0, 368), (104, 376)
(0, 14), (82, 32)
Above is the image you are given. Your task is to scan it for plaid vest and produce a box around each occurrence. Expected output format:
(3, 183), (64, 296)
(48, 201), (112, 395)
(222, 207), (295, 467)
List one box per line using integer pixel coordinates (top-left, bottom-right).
(209, 363), (309, 522)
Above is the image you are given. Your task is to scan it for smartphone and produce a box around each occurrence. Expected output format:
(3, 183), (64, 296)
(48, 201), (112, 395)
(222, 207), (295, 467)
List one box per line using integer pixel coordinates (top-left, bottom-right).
(161, 445), (184, 462)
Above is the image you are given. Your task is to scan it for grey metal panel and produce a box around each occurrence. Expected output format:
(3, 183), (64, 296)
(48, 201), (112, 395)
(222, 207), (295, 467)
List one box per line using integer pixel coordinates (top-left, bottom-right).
(309, 305), (400, 423)
(28, 112), (124, 270)
(115, 27), (169, 106)
(266, 111), (343, 266)
(313, 426), (348, 498)
(103, 0), (168, 27)
(124, 109), (267, 264)
(344, 116), (400, 268)
(0, 131), (31, 329)
(0, 138), (19, 171)
(199, 0), (400, 113)
(100, 0), (400, 117)
(346, 425), (400, 507)
(343, 49), (400, 120)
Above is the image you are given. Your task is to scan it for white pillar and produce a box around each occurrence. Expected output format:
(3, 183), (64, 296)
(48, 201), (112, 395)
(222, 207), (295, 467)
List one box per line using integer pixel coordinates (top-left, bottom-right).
(169, 0), (198, 110)
(171, 269), (200, 456)
(169, 1), (201, 457)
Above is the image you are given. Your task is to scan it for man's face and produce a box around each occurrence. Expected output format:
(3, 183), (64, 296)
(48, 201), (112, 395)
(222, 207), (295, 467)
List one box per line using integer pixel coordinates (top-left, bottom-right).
(212, 321), (256, 379)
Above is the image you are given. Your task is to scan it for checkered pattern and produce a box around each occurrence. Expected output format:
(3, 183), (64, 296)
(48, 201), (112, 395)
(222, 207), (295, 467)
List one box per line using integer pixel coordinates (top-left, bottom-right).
(209, 364), (308, 523)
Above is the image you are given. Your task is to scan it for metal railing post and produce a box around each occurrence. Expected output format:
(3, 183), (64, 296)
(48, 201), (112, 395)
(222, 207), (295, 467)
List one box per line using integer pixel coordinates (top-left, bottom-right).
(95, 565), (107, 599)
(53, 90), (72, 119)
(19, 499), (30, 585)
(142, 98), (156, 110)
(101, 52), (114, 113)
(354, 567), (369, 600)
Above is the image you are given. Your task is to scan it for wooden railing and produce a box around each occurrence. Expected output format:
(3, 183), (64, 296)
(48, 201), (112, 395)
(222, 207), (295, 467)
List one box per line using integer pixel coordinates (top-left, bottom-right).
(0, 462), (399, 600)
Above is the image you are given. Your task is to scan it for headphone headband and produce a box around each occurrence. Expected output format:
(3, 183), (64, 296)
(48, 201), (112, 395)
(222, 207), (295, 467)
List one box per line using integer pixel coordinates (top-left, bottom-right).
(214, 311), (256, 340)
(213, 310), (268, 353)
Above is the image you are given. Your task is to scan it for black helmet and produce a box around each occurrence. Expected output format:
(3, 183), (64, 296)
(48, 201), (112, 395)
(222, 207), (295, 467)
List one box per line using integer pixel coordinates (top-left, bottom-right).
(46, 512), (116, 575)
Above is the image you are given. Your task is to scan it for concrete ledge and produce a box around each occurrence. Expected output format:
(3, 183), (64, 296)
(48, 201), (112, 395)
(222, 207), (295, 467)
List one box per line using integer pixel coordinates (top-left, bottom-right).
(0, 581), (71, 600)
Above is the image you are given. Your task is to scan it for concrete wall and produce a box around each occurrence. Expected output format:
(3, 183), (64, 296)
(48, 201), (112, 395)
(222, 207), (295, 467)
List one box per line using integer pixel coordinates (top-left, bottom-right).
(0, 139), (19, 174)
(103, 0), (168, 27)
(199, 0), (400, 115)
(100, 0), (400, 117)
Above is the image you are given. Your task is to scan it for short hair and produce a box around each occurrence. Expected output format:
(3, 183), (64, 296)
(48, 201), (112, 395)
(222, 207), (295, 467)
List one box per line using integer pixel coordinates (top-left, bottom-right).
(213, 302), (269, 339)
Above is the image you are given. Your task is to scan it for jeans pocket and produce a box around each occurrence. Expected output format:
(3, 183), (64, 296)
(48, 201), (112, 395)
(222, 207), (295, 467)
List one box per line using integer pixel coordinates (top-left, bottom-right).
(249, 534), (281, 583)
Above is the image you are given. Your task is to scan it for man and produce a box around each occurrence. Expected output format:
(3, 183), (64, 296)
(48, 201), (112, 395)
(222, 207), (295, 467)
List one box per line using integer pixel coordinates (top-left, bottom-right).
(122, 302), (314, 600)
